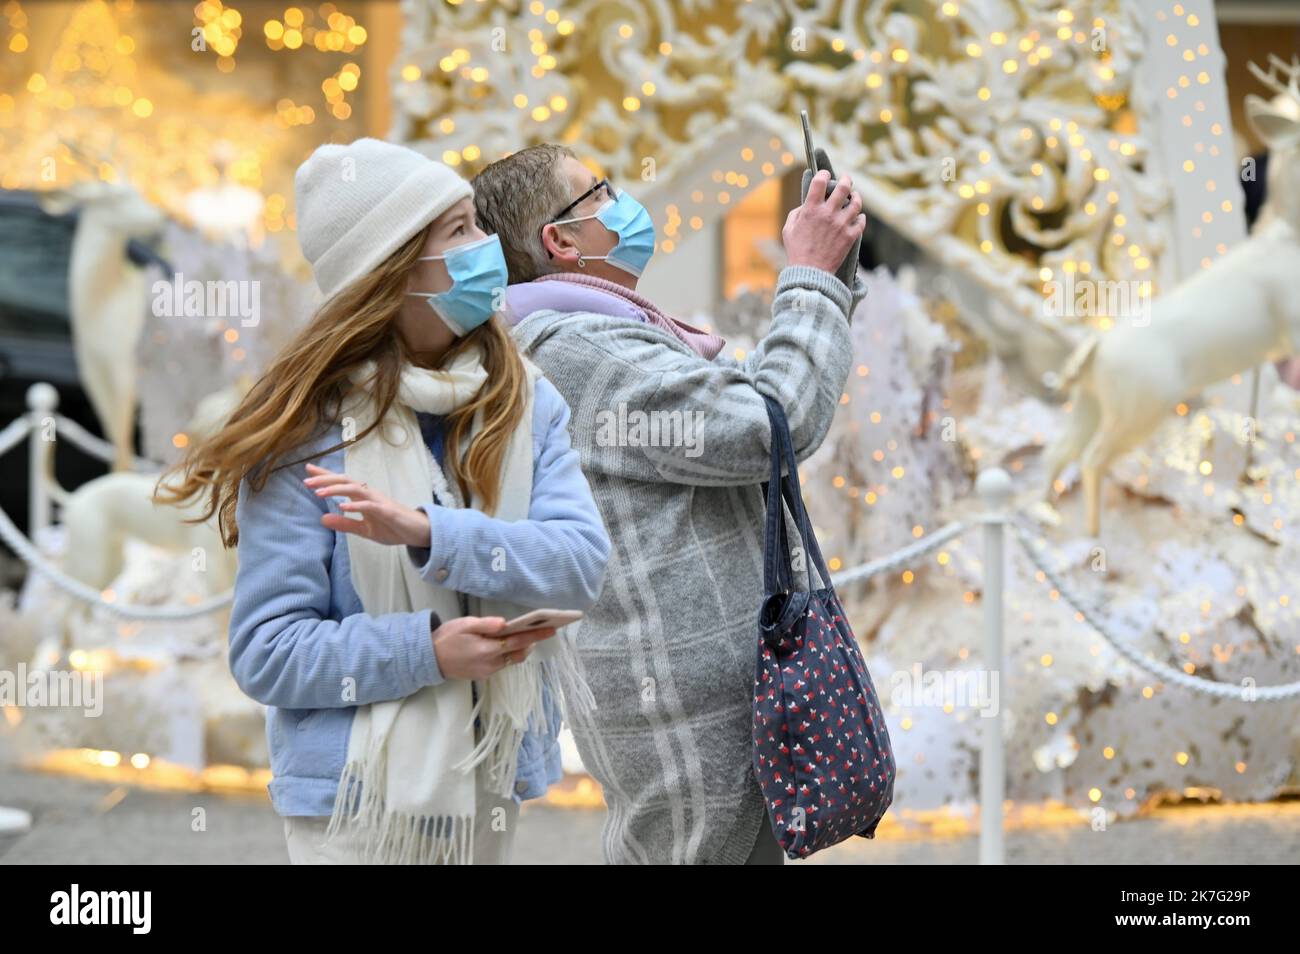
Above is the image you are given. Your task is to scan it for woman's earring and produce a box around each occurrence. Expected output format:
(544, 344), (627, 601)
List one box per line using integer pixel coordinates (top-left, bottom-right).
(577, 256), (586, 269)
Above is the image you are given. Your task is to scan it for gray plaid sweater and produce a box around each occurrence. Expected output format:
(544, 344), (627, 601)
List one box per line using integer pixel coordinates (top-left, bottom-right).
(512, 264), (864, 864)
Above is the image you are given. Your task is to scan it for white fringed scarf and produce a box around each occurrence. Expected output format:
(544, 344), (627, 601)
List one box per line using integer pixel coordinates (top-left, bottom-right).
(321, 344), (593, 864)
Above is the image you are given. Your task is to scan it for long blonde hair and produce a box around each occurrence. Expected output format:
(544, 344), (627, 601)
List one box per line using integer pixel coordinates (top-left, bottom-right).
(157, 228), (527, 547)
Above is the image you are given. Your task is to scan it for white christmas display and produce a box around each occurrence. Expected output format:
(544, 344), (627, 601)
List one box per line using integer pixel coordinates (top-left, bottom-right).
(391, 0), (1239, 322)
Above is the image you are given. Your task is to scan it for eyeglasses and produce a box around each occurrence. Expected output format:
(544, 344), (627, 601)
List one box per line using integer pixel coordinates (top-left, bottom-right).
(548, 178), (618, 224)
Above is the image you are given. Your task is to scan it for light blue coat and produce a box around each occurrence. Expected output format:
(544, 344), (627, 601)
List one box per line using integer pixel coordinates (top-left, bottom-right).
(227, 377), (611, 816)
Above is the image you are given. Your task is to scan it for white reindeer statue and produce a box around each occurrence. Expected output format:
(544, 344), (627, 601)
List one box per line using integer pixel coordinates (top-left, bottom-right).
(47, 377), (251, 652)
(1043, 57), (1300, 537)
(41, 170), (167, 473)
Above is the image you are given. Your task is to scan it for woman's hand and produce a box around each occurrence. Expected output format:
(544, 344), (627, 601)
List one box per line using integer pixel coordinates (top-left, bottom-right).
(431, 616), (559, 679)
(305, 463), (431, 547)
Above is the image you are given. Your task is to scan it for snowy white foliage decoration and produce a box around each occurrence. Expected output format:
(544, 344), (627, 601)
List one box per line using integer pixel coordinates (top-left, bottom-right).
(801, 267), (967, 574)
(391, 0), (1200, 327)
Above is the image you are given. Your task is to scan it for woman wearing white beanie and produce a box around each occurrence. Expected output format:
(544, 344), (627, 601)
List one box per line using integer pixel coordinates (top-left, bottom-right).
(160, 138), (610, 864)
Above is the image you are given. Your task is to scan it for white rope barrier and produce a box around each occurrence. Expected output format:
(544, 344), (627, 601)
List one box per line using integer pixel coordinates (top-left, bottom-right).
(0, 497), (233, 619)
(830, 519), (972, 588)
(51, 412), (161, 471)
(1011, 520), (1300, 701)
(0, 415), (30, 457)
(0, 395), (232, 620)
(821, 503), (1300, 702)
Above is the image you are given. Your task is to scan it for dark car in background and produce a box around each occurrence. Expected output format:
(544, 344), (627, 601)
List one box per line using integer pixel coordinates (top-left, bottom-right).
(0, 190), (122, 586)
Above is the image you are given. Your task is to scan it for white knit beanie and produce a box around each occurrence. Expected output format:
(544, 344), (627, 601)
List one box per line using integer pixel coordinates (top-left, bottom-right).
(294, 137), (473, 301)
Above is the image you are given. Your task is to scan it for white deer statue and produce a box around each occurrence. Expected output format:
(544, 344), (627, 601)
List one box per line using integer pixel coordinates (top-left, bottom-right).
(41, 171), (167, 473)
(1042, 56), (1300, 537)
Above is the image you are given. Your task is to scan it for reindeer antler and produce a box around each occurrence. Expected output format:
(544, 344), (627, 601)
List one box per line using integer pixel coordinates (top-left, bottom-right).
(1247, 54), (1300, 102)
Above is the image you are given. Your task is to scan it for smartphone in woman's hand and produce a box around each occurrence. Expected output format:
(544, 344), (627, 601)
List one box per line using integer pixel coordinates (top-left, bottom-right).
(497, 608), (584, 636)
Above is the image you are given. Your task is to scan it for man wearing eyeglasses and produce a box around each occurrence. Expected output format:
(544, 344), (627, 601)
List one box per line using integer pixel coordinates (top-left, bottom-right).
(472, 144), (866, 865)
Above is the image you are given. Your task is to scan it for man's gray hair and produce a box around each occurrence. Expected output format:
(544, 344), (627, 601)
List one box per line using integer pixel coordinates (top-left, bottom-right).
(472, 143), (577, 283)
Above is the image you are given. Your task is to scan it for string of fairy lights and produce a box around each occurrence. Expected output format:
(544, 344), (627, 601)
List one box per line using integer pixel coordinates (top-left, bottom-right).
(0, 0), (370, 241)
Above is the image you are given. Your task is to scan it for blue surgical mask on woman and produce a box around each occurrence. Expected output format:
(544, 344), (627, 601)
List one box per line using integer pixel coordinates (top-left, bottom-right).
(405, 233), (508, 336)
(553, 191), (657, 277)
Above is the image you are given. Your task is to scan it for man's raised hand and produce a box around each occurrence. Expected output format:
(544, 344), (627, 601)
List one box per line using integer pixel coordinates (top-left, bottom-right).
(784, 164), (866, 278)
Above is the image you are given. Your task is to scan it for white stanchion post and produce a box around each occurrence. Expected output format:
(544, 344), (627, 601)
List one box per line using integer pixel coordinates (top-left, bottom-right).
(976, 467), (1012, 865)
(26, 383), (58, 537)
(10, 385), (56, 843)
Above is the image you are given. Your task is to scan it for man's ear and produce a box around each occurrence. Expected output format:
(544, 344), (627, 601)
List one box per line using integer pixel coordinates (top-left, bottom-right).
(1245, 94), (1300, 150)
(540, 221), (575, 261)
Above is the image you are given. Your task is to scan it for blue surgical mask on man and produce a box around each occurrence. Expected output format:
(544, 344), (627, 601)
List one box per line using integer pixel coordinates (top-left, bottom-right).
(405, 233), (508, 335)
(552, 191), (657, 277)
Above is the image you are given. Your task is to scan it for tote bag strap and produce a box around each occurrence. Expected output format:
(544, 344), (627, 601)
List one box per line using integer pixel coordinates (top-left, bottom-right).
(762, 401), (795, 596)
(761, 481), (796, 593)
(763, 395), (834, 593)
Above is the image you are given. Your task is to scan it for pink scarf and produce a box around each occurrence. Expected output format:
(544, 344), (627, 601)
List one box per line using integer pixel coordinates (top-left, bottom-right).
(506, 272), (726, 360)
